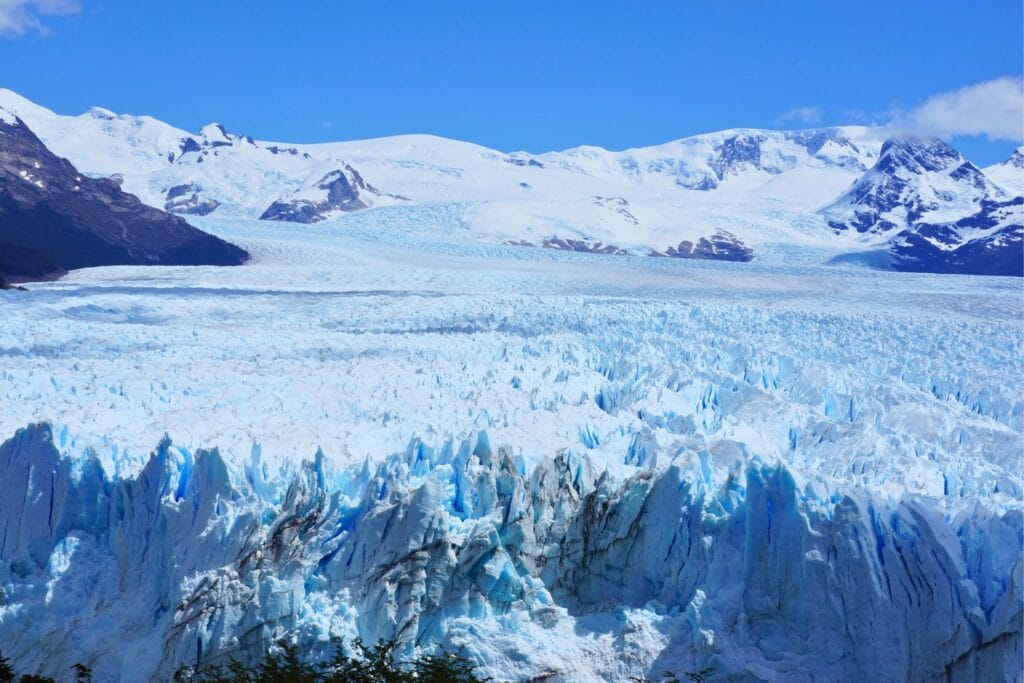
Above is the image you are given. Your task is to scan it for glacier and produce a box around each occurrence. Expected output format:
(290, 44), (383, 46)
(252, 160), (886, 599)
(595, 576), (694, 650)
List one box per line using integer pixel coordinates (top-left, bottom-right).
(0, 218), (1022, 681)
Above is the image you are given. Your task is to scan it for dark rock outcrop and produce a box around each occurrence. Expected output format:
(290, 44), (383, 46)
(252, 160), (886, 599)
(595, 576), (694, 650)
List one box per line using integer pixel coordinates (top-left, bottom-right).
(650, 231), (754, 262)
(593, 195), (639, 224)
(260, 169), (367, 223)
(542, 236), (630, 255)
(675, 130), (867, 192)
(0, 109), (247, 282)
(824, 137), (1000, 235)
(260, 164), (406, 224)
(890, 197), (1023, 276)
(343, 163), (408, 201)
(0, 275), (27, 290)
(164, 183), (220, 216)
(708, 134), (769, 182)
(505, 155), (544, 168)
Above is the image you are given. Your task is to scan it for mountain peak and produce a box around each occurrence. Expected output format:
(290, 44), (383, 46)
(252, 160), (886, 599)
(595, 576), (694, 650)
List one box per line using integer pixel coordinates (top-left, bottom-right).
(825, 134), (1001, 237)
(88, 106), (117, 120)
(984, 146), (1024, 197)
(876, 136), (963, 174)
(201, 122), (230, 141)
(1007, 147), (1024, 168)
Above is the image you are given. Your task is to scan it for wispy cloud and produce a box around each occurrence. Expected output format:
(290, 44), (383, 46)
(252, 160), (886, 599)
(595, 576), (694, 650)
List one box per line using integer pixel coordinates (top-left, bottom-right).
(891, 76), (1024, 141)
(777, 106), (821, 126)
(0, 0), (80, 37)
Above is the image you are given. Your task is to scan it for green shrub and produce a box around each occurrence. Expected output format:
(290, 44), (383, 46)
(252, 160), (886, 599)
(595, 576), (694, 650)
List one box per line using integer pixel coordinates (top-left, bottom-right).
(177, 637), (488, 683)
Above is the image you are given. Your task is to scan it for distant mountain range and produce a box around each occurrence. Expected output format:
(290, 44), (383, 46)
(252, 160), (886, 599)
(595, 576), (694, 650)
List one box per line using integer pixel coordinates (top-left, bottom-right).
(0, 88), (1019, 276)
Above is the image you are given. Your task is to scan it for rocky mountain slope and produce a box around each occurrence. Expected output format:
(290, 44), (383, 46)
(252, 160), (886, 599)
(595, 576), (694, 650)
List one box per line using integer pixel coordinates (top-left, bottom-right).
(824, 138), (1022, 275)
(0, 107), (247, 282)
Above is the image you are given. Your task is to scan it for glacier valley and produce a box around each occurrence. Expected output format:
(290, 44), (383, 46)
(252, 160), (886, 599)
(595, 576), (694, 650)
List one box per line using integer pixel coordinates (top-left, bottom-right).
(0, 217), (1022, 682)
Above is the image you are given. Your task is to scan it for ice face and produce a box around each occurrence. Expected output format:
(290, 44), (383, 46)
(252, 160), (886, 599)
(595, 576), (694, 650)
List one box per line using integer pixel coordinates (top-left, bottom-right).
(0, 219), (1020, 681)
(0, 424), (1020, 682)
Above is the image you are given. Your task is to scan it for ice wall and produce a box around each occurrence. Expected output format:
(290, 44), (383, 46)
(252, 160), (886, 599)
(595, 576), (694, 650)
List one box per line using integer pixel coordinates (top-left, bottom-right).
(1, 423), (1019, 682)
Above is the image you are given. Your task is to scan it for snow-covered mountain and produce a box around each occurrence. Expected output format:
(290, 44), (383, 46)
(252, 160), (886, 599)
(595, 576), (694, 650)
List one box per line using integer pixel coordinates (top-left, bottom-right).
(889, 196), (1023, 275)
(0, 88), (1020, 275)
(0, 90), (408, 222)
(824, 137), (1002, 235)
(985, 146), (1024, 196)
(824, 137), (1022, 275)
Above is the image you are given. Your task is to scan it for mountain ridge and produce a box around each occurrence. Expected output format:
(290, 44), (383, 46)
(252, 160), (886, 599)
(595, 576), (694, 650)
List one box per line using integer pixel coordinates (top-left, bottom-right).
(0, 88), (1019, 275)
(0, 105), (248, 281)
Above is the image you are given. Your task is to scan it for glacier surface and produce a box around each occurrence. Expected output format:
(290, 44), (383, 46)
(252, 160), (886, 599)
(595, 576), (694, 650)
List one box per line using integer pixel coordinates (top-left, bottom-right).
(0, 219), (1021, 681)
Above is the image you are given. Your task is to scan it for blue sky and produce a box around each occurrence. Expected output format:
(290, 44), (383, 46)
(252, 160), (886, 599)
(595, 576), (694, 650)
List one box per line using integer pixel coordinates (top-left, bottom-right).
(1, 1), (1021, 164)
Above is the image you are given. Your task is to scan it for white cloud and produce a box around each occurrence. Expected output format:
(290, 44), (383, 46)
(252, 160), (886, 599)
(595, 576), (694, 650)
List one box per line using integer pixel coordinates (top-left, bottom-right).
(778, 106), (821, 126)
(893, 76), (1024, 142)
(0, 0), (80, 37)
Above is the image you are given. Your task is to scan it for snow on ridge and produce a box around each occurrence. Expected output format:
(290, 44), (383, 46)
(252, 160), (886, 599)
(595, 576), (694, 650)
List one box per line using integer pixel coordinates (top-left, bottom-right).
(985, 146), (1024, 196)
(0, 85), (878, 159)
(0, 88), (57, 122)
(88, 105), (117, 120)
(0, 88), (884, 245)
(0, 87), (1018, 271)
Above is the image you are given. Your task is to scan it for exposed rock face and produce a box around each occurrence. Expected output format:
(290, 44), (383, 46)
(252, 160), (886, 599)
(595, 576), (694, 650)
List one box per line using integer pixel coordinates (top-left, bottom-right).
(0, 424), (1019, 682)
(260, 168), (368, 223)
(890, 197), (1023, 276)
(707, 134), (768, 183)
(0, 274), (26, 290)
(541, 236), (630, 255)
(343, 163), (409, 201)
(164, 183), (221, 216)
(675, 129), (870, 191)
(593, 195), (638, 224)
(509, 231), (755, 262)
(259, 163), (407, 224)
(0, 109), (247, 281)
(651, 231), (754, 262)
(504, 154), (544, 168)
(824, 137), (1000, 236)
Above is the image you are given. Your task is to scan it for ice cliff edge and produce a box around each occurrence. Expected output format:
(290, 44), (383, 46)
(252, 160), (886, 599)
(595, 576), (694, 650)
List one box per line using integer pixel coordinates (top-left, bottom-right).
(0, 423), (1020, 681)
